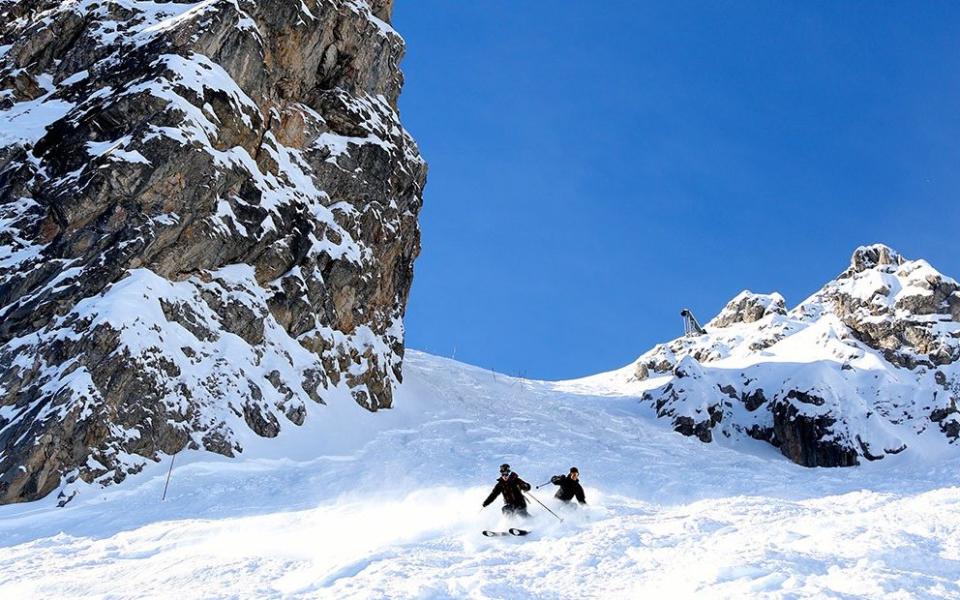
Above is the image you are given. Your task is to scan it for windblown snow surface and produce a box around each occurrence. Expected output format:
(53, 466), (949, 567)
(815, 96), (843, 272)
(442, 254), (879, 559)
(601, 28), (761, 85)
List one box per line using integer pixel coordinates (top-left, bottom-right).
(2, 351), (959, 599)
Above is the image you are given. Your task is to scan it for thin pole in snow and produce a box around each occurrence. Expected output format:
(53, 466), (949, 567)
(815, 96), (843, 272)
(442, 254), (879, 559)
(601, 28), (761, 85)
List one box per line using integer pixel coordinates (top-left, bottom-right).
(161, 452), (177, 501)
(524, 491), (563, 522)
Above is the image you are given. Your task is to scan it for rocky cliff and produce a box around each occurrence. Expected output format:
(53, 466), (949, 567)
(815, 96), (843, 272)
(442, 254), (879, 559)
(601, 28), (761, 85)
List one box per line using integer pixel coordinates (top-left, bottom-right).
(630, 244), (960, 467)
(0, 0), (425, 504)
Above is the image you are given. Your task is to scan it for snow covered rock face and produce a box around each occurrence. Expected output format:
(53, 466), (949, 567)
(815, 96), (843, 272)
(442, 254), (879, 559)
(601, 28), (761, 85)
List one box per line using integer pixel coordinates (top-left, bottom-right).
(635, 245), (960, 467)
(707, 291), (786, 329)
(0, 0), (425, 504)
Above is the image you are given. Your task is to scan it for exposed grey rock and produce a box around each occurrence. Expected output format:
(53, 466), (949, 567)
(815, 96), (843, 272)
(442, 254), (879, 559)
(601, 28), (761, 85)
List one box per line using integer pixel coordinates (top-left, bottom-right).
(633, 244), (960, 468)
(708, 291), (787, 329)
(633, 362), (649, 381)
(0, 0), (425, 504)
(769, 395), (859, 467)
(819, 246), (960, 368)
(741, 388), (766, 412)
(846, 243), (904, 275)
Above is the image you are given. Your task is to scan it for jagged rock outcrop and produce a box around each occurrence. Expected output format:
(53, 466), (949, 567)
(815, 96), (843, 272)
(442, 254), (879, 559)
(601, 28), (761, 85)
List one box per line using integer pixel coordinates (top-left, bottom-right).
(0, 0), (425, 504)
(807, 244), (960, 368)
(635, 244), (960, 467)
(707, 291), (786, 329)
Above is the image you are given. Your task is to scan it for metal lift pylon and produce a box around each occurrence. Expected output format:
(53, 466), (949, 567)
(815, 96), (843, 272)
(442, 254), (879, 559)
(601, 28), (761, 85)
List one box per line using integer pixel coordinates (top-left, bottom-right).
(680, 308), (706, 337)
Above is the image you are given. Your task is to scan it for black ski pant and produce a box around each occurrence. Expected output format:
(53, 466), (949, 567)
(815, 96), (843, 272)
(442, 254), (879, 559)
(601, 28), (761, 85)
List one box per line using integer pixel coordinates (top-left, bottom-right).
(502, 503), (529, 518)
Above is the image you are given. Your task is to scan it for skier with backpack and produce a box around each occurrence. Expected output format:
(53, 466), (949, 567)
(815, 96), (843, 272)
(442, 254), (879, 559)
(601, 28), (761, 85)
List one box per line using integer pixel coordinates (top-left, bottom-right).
(549, 467), (586, 504)
(482, 463), (532, 518)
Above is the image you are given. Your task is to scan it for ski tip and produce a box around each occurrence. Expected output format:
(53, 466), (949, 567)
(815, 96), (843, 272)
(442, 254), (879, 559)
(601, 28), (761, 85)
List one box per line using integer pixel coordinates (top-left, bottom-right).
(508, 528), (529, 536)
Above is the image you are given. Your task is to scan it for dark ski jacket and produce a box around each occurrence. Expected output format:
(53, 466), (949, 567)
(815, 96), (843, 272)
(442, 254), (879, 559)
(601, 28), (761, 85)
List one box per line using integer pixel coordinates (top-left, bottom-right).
(483, 473), (531, 508)
(551, 475), (586, 504)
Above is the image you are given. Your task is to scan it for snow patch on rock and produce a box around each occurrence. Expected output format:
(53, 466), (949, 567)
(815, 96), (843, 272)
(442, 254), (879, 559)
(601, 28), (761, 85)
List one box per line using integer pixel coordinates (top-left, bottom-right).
(627, 244), (960, 467)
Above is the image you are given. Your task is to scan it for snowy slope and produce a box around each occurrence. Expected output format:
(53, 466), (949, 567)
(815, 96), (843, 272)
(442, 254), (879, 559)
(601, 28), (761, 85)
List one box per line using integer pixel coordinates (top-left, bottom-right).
(1, 351), (959, 599)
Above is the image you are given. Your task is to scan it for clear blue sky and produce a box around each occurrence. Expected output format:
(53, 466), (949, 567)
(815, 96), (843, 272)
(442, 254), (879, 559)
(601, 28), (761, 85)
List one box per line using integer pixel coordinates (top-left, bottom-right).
(392, 1), (960, 380)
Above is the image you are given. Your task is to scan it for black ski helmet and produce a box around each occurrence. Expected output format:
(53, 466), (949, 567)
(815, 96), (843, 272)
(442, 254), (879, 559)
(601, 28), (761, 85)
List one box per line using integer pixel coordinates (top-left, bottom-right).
(569, 467), (579, 474)
(499, 463), (511, 473)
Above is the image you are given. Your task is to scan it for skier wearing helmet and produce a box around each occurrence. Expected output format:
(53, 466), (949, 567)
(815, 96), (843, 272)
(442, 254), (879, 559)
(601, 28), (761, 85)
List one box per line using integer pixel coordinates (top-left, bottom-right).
(482, 463), (532, 517)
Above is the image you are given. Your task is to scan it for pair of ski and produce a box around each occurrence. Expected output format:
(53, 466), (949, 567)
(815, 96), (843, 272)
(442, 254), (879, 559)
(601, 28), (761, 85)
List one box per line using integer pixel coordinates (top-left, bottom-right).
(482, 528), (529, 537)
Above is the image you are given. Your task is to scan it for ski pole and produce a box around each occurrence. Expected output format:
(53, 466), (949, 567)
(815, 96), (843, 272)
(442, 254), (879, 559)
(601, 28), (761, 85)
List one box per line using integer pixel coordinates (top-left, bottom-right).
(524, 491), (563, 522)
(535, 479), (553, 490)
(161, 451), (177, 501)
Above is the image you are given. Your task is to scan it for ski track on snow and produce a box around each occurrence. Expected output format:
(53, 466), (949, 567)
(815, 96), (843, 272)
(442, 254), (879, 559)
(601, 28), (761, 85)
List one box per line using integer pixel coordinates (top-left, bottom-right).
(1, 351), (959, 599)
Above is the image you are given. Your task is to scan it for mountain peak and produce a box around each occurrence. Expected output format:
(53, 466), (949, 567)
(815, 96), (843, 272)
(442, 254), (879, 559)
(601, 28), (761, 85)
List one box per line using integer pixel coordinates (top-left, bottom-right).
(631, 243), (960, 468)
(847, 243), (904, 274)
(708, 290), (786, 329)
